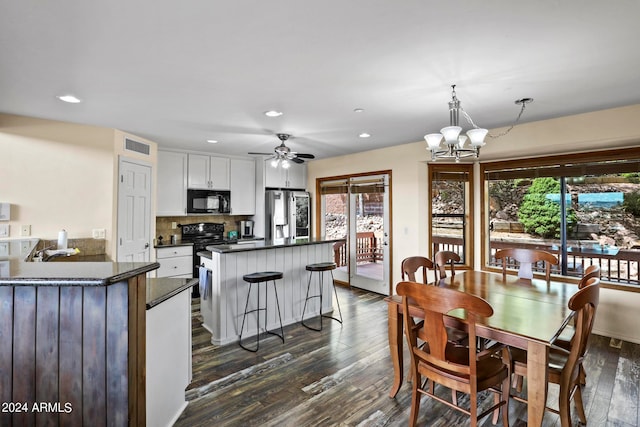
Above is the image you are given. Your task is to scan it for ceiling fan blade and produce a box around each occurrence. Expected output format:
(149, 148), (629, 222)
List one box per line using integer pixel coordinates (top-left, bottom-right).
(248, 152), (274, 155)
(295, 153), (315, 159)
(291, 157), (305, 164)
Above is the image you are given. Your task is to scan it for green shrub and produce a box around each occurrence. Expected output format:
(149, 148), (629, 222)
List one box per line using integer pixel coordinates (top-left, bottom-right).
(623, 191), (640, 216)
(518, 177), (576, 238)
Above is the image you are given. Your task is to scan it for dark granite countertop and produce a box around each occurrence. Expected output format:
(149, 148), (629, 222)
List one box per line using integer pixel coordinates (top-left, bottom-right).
(146, 277), (198, 309)
(0, 239), (159, 286)
(205, 237), (345, 254)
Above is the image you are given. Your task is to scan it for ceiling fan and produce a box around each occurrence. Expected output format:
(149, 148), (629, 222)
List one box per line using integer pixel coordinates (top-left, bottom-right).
(248, 133), (315, 166)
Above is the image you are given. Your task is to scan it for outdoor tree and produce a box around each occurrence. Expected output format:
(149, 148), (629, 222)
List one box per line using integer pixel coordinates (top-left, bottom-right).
(518, 177), (576, 238)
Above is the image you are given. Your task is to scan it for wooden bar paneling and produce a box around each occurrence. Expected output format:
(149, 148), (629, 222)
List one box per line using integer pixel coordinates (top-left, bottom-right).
(59, 286), (84, 427)
(0, 286), (14, 427)
(106, 281), (128, 426)
(35, 286), (60, 427)
(127, 274), (146, 427)
(83, 286), (107, 426)
(1, 272), (149, 427)
(13, 286), (36, 426)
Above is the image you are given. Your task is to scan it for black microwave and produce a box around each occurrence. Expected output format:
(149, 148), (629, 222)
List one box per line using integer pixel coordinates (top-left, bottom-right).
(187, 189), (231, 214)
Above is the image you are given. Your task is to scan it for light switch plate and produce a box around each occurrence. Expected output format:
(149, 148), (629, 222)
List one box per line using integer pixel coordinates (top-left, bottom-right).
(0, 203), (9, 220)
(0, 224), (9, 237)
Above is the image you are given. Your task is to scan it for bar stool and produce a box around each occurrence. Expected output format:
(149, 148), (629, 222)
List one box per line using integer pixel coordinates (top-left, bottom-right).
(239, 271), (285, 352)
(301, 262), (343, 331)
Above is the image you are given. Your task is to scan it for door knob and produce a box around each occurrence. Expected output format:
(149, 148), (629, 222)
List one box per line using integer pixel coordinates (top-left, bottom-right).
(144, 243), (150, 249)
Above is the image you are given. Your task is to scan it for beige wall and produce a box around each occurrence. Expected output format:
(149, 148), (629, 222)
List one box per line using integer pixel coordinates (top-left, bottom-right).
(0, 114), (157, 258)
(307, 103), (640, 343)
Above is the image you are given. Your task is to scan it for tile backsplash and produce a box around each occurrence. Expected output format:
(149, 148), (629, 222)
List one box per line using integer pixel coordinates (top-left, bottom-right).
(156, 215), (253, 242)
(37, 238), (106, 256)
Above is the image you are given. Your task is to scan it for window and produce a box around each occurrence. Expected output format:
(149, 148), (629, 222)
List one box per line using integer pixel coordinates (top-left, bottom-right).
(428, 163), (474, 269)
(481, 148), (640, 287)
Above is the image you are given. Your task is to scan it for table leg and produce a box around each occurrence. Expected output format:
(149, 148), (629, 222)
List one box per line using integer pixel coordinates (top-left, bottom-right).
(526, 341), (549, 427)
(388, 302), (403, 398)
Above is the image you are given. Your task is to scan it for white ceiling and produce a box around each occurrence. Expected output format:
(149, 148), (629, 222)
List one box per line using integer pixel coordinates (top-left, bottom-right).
(2, 1), (640, 161)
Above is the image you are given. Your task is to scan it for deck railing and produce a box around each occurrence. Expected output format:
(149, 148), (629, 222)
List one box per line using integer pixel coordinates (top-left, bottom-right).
(333, 232), (383, 267)
(432, 235), (640, 285)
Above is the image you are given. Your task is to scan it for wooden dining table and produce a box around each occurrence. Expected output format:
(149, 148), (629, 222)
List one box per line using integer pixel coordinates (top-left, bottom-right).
(386, 270), (579, 427)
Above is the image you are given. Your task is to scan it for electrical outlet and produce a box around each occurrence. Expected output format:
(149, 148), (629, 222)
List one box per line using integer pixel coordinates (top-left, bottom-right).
(20, 240), (31, 254)
(0, 224), (9, 237)
(20, 225), (31, 236)
(171, 222), (177, 229)
(92, 228), (106, 239)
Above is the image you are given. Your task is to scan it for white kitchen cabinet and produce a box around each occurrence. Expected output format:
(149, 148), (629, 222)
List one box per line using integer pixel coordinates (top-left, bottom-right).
(264, 159), (307, 189)
(230, 158), (255, 215)
(156, 246), (193, 278)
(157, 151), (187, 216)
(188, 154), (230, 190)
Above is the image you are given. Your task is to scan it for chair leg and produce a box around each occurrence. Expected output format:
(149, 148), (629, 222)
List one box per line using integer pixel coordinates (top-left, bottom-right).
(269, 280), (285, 343)
(301, 271), (323, 331)
(574, 383), (587, 424)
(501, 374), (510, 427)
(578, 363), (586, 386)
(324, 270), (343, 324)
(558, 380), (573, 427)
(409, 371), (421, 427)
(239, 283), (260, 352)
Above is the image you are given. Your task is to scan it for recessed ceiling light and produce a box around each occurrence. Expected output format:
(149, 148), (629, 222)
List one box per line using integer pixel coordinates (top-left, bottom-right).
(353, 108), (364, 113)
(359, 133), (371, 138)
(57, 94), (81, 103)
(264, 110), (283, 117)
(207, 139), (218, 144)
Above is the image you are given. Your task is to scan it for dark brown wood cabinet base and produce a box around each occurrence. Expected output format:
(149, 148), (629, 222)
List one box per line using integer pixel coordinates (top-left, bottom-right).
(0, 265), (157, 427)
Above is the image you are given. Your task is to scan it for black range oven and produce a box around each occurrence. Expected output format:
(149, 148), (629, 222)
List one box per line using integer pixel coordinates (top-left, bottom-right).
(180, 222), (232, 296)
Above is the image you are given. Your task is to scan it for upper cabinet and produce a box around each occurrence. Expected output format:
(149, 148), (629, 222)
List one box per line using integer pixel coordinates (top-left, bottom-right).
(157, 151), (187, 216)
(188, 154), (230, 190)
(264, 160), (307, 189)
(230, 158), (256, 215)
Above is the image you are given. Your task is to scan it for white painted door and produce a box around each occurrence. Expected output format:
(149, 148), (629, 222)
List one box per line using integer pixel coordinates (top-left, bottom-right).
(349, 174), (390, 295)
(118, 159), (152, 262)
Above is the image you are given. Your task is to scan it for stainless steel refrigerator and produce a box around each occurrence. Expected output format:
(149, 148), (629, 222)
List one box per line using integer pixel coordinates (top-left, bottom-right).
(265, 190), (310, 241)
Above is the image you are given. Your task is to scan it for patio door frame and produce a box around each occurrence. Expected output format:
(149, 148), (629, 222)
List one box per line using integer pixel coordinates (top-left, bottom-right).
(316, 170), (393, 295)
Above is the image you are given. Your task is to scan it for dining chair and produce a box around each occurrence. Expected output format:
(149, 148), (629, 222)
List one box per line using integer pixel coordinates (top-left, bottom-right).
(554, 273), (600, 387)
(396, 281), (510, 427)
(401, 256), (435, 283)
(494, 248), (559, 281)
(579, 264), (601, 288)
(400, 255), (467, 370)
(434, 250), (461, 280)
(509, 279), (600, 427)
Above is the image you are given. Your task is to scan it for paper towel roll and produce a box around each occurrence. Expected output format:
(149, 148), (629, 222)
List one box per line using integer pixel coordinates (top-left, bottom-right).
(58, 229), (68, 249)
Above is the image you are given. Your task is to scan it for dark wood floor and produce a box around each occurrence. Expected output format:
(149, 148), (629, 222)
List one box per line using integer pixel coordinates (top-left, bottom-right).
(174, 285), (639, 427)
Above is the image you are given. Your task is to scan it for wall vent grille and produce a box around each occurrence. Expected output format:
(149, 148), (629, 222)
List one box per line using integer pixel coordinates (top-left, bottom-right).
(124, 138), (150, 155)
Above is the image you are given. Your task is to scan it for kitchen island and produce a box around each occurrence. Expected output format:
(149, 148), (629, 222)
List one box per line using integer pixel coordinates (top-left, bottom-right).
(199, 237), (344, 345)
(0, 239), (160, 427)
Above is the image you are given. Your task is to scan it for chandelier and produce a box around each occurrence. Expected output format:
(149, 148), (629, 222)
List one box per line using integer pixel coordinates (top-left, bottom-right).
(425, 85), (532, 161)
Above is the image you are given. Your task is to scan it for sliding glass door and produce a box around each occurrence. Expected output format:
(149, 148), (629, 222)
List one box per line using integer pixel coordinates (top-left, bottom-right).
(319, 173), (391, 295)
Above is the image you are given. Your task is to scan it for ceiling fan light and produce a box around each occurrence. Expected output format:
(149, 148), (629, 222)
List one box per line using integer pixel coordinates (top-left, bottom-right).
(281, 159), (290, 169)
(467, 128), (488, 147)
(441, 126), (462, 145)
(424, 133), (443, 150)
(270, 158), (279, 168)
